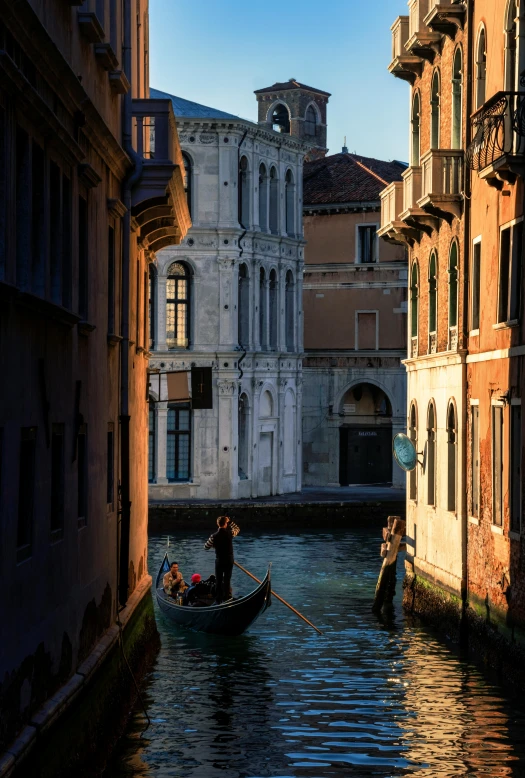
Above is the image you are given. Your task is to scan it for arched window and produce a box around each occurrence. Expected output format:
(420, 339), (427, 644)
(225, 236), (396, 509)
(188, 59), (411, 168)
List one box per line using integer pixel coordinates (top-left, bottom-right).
(452, 48), (463, 149)
(447, 401), (457, 512)
(283, 389), (296, 474)
(285, 169), (295, 236)
(271, 103), (290, 134)
(410, 262), (419, 353)
(260, 390), (273, 417)
(505, 1), (518, 92)
(409, 403), (417, 501)
(167, 403), (191, 482)
(239, 155), (250, 228)
(476, 27), (487, 109)
(238, 393), (249, 480)
(182, 152), (192, 217)
(259, 267), (267, 349)
(259, 163), (268, 231)
(269, 167), (278, 234)
(166, 262), (190, 349)
(238, 263), (249, 347)
(304, 105), (317, 137)
(448, 242), (458, 340)
(148, 397), (156, 483)
(285, 270), (294, 351)
(427, 401), (436, 506)
(429, 252), (437, 353)
(269, 269), (278, 350)
(431, 70), (440, 149)
(149, 264), (156, 350)
(411, 92), (421, 166)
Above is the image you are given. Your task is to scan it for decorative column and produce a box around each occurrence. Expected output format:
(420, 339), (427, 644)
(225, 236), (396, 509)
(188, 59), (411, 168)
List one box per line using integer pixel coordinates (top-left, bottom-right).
(217, 378), (237, 499)
(295, 376), (303, 492)
(155, 400), (169, 485)
(218, 136), (238, 228)
(218, 257), (235, 349)
(253, 262), (261, 351)
(251, 377), (262, 497)
(278, 265), (287, 352)
(263, 275), (270, 351)
(277, 377), (287, 494)
(156, 275), (167, 351)
(279, 158), (287, 238)
(296, 260), (304, 352)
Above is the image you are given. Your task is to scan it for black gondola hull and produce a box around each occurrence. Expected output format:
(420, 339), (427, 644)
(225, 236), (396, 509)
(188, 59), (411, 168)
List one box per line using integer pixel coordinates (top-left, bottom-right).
(155, 554), (271, 636)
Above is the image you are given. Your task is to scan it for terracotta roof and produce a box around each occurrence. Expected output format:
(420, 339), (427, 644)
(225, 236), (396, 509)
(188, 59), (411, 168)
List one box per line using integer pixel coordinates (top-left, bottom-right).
(303, 153), (406, 206)
(254, 79), (331, 97)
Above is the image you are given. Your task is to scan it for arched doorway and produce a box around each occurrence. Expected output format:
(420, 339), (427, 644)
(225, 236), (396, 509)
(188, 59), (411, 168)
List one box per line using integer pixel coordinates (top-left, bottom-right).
(338, 383), (393, 485)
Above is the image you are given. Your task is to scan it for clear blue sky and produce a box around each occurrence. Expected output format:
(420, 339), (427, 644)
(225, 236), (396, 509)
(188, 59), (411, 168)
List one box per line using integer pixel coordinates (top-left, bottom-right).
(150, 0), (409, 163)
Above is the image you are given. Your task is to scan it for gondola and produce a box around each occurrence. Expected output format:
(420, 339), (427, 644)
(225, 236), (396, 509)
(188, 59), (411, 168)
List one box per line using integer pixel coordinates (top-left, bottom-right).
(155, 554), (272, 636)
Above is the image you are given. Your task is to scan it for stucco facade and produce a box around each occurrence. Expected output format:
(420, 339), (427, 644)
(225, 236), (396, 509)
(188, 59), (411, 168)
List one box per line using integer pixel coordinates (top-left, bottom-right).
(302, 155), (408, 488)
(0, 0), (189, 763)
(148, 90), (312, 499)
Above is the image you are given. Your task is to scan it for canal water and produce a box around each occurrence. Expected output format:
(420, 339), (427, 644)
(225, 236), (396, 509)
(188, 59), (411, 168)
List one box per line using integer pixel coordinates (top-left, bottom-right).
(105, 526), (525, 777)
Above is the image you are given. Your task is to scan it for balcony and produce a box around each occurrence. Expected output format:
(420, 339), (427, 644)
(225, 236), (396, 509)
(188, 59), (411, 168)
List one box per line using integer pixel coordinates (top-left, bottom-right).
(417, 149), (463, 222)
(378, 181), (415, 245)
(425, 0), (466, 39)
(406, 0), (442, 62)
(466, 92), (525, 188)
(131, 98), (191, 251)
(400, 166), (437, 235)
(388, 16), (422, 85)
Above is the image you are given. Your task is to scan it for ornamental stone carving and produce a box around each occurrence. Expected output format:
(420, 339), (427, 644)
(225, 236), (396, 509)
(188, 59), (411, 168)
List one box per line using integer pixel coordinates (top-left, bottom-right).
(199, 134), (216, 144)
(217, 379), (237, 396)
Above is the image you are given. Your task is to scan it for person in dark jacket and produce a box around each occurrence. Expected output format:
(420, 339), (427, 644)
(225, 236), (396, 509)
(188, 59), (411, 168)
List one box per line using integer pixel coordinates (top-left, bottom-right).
(204, 515), (240, 603)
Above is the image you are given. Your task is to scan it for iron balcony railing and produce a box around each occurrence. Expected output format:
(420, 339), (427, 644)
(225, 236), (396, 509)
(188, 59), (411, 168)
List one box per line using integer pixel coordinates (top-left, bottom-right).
(467, 91), (525, 171)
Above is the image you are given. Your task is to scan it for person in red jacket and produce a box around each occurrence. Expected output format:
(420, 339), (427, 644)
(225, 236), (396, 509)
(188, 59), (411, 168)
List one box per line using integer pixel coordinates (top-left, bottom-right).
(204, 515), (240, 603)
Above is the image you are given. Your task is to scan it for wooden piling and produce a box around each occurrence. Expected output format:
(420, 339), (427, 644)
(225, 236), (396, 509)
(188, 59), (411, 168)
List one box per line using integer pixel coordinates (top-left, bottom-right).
(372, 516), (406, 613)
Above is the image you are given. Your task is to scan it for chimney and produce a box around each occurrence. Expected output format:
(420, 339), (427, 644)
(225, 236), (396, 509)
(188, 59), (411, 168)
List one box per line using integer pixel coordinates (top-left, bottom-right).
(342, 135), (348, 153)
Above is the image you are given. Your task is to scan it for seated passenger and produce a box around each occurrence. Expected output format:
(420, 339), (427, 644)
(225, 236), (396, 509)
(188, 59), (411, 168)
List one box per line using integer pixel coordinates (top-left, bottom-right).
(163, 562), (186, 597)
(184, 574), (215, 606)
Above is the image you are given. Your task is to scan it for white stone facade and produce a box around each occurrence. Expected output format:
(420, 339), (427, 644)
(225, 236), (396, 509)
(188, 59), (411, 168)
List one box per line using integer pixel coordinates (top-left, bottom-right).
(148, 118), (309, 499)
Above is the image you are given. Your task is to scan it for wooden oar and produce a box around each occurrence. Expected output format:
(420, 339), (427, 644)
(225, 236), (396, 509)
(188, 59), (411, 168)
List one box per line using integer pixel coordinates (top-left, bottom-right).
(233, 561), (323, 636)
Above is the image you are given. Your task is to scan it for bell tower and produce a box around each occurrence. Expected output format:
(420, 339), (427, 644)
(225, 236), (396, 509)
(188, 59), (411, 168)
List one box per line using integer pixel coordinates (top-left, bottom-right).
(254, 79), (330, 159)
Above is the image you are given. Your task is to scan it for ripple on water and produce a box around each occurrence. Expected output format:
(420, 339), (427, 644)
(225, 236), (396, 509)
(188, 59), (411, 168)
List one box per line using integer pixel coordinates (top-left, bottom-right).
(104, 530), (525, 778)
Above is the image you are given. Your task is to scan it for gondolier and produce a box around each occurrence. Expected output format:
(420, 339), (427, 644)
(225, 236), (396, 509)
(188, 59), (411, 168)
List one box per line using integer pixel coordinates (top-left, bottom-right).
(204, 515), (240, 604)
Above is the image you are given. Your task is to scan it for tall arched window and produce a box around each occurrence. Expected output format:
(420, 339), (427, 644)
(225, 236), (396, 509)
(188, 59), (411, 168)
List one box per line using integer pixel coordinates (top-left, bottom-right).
(259, 163), (268, 232)
(305, 105), (317, 137)
(447, 401), (457, 512)
(269, 167), (278, 234)
(182, 152), (192, 217)
(452, 48), (463, 149)
(431, 70), (440, 148)
(505, 1), (518, 92)
(238, 263), (249, 347)
(285, 270), (294, 351)
(238, 393), (249, 480)
(166, 262), (190, 349)
(149, 264), (156, 350)
(148, 397), (156, 483)
(427, 401), (436, 506)
(410, 262), (419, 355)
(271, 103), (290, 134)
(429, 251), (437, 353)
(409, 403), (417, 501)
(285, 169), (295, 236)
(239, 155), (250, 228)
(476, 27), (487, 109)
(448, 242), (458, 342)
(259, 267), (267, 349)
(269, 269), (278, 350)
(411, 92), (421, 166)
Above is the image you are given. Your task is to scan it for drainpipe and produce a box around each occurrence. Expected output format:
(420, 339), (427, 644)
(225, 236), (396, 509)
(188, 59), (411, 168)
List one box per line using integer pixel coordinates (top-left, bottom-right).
(119, 2), (144, 608)
(461, 0), (474, 616)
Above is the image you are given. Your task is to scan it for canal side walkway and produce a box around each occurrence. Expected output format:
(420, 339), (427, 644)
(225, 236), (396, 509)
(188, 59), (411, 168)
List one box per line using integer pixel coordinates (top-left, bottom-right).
(149, 486), (406, 531)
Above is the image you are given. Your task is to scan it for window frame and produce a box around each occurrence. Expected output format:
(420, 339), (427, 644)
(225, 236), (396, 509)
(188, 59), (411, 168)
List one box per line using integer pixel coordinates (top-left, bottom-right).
(355, 223), (379, 265)
(167, 403), (191, 483)
(471, 235), (482, 333)
(492, 401), (504, 528)
(166, 261), (190, 350)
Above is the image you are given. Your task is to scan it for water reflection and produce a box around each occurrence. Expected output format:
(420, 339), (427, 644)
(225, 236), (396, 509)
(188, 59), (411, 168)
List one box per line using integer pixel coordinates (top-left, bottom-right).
(105, 529), (525, 777)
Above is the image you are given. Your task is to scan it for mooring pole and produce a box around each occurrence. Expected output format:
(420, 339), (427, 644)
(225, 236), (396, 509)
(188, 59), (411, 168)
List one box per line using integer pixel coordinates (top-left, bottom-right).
(372, 516), (406, 613)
